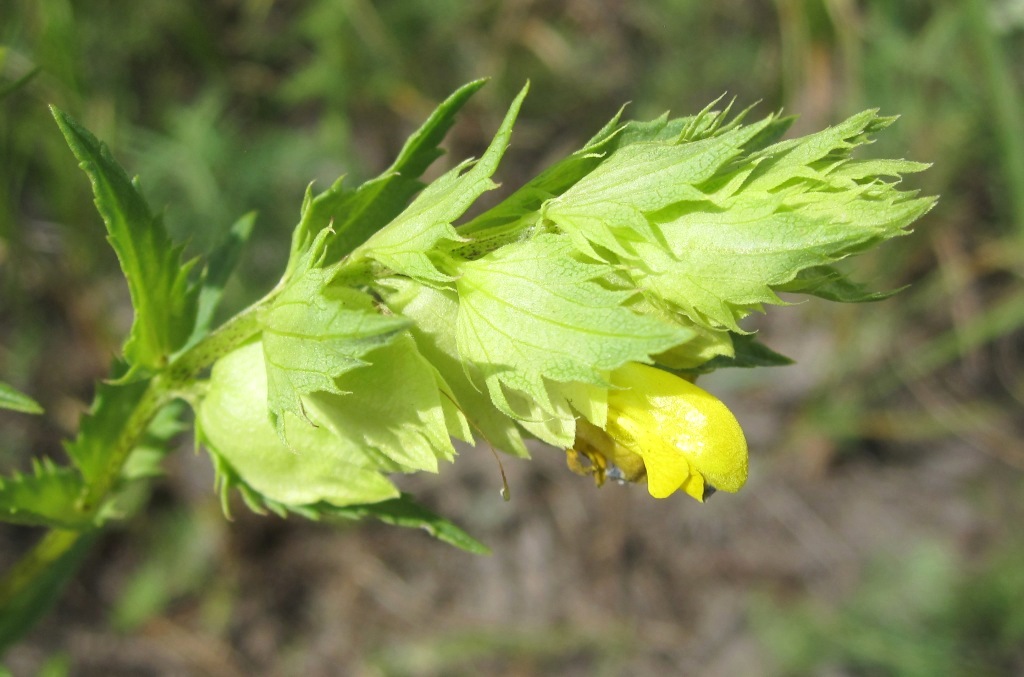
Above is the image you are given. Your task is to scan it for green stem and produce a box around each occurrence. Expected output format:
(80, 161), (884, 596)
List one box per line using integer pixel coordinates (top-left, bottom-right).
(169, 297), (266, 381)
(0, 289), (271, 626)
(81, 298), (268, 512)
(0, 529), (81, 611)
(76, 378), (168, 513)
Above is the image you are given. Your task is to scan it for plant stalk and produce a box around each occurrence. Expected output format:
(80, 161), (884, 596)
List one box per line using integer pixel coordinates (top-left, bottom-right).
(0, 529), (81, 612)
(0, 290), (269, 629)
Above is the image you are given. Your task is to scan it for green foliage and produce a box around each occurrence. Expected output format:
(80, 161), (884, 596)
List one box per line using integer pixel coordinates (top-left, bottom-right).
(0, 377), (185, 649)
(453, 234), (687, 423)
(0, 531), (95, 655)
(260, 266), (411, 438)
(776, 264), (903, 302)
(754, 541), (1024, 676)
(348, 84), (528, 284)
(61, 372), (150, 486)
(686, 333), (795, 374)
(1, 78), (934, 651)
(51, 108), (201, 373)
(546, 109), (933, 332)
(202, 83), (929, 530)
(0, 383), (42, 415)
(200, 341), (404, 510)
(293, 79), (489, 271)
(384, 280), (531, 458)
(326, 494), (490, 555)
(0, 460), (87, 529)
(1, 1), (1021, 672)
(185, 211), (256, 350)
(197, 86), (929, 512)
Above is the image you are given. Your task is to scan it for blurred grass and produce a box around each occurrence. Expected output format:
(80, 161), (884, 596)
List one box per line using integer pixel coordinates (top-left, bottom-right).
(1, 0), (1023, 674)
(754, 539), (1024, 676)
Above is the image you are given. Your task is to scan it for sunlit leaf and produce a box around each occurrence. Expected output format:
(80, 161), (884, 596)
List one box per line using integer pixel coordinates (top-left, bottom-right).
(350, 84), (529, 283)
(52, 108), (200, 370)
(260, 266), (410, 437)
(455, 234), (690, 415)
(200, 342), (401, 509)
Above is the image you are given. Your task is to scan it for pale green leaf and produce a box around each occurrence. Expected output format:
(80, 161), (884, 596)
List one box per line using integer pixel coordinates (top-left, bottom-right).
(552, 116), (774, 215)
(51, 107), (199, 370)
(455, 103), (792, 257)
(199, 342), (400, 509)
(350, 84), (529, 283)
(538, 107), (934, 332)
(636, 185), (933, 331)
(742, 110), (886, 189)
(455, 234), (691, 416)
(650, 320), (736, 371)
(382, 279), (530, 458)
(453, 109), (639, 241)
(288, 80), (489, 274)
(302, 335), (458, 473)
(542, 117), (774, 259)
(507, 382), (597, 448)
(260, 267), (410, 436)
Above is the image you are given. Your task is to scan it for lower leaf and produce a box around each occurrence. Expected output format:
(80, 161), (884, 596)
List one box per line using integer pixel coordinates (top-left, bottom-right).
(198, 341), (401, 510)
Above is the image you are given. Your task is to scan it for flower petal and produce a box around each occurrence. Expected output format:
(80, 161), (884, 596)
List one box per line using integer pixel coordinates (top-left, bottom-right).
(608, 362), (747, 498)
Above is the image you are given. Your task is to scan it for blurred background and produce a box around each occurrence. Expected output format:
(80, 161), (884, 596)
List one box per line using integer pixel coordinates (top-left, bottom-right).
(2, 0), (1023, 674)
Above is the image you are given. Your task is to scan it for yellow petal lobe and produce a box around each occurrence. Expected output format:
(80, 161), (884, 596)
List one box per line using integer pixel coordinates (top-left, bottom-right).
(568, 362), (748, 500)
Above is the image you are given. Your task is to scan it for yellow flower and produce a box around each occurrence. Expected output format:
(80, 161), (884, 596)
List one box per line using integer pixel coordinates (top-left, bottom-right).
(567, 362), (748, 501)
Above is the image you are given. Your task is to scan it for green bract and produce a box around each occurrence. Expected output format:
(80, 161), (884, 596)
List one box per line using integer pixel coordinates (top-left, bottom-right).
(3, 84), (935, 581)
(199, 340), (403, 509)
(199, 85), (933, 514)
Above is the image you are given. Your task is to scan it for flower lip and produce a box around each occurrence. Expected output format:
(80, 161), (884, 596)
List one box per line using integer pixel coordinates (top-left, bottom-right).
(567, 362), (747, 501)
